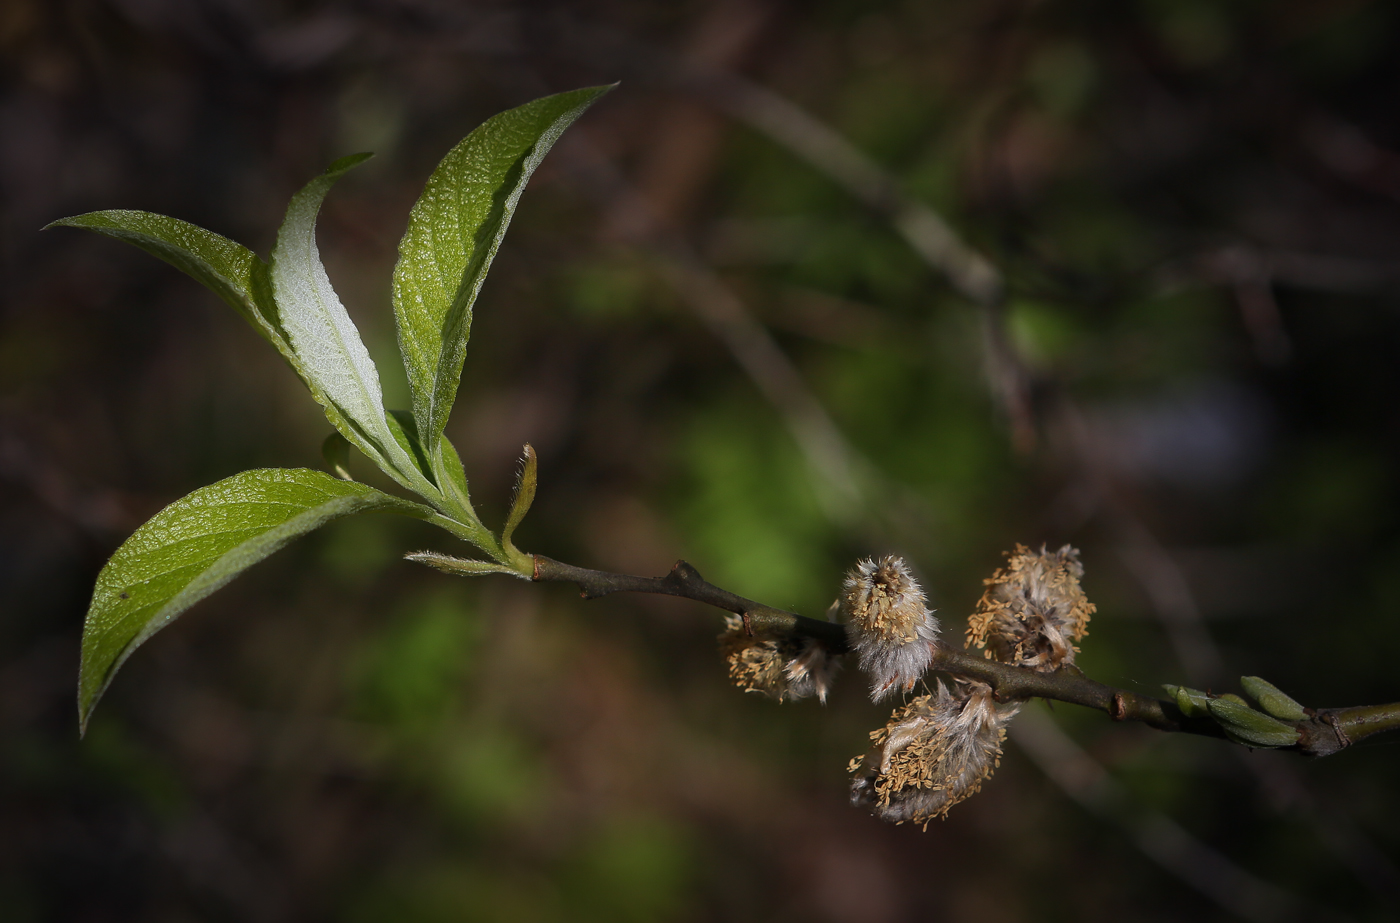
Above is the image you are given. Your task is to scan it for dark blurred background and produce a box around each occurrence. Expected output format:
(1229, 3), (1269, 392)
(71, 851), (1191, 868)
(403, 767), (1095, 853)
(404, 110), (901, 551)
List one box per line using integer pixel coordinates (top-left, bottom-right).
(4, 0), (1400, 920)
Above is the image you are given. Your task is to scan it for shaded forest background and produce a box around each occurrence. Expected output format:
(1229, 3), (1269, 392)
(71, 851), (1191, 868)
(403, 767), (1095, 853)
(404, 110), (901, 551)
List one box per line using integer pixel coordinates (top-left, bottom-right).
(3, 0), (1400, 920)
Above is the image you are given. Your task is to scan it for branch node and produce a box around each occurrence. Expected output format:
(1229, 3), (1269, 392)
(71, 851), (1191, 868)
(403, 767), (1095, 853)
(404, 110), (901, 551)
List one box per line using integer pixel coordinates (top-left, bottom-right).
(1111, 692), (1127, 721)
(669, 559), (704, 588)
(1325, 712), (1351, 749)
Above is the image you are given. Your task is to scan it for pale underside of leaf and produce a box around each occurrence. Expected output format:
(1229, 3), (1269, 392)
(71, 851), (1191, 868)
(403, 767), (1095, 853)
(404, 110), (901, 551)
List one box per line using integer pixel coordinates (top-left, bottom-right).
(78, 468), (430, 733)
(271, 153), (436, 496)
(393, 85), (613, 459)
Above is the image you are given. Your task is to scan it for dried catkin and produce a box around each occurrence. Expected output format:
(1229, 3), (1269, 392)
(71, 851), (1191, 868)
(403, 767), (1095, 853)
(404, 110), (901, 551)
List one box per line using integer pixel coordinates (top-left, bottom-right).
(849, 680), (1018, 827)
(966, 544), (1094, 672)
(718, 616), (839, 703)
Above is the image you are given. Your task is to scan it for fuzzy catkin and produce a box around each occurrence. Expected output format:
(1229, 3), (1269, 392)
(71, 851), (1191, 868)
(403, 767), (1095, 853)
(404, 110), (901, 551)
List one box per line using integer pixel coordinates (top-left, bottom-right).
(965, 544), (1094, 672)
(718, 616), (839, 703)
(849, 680), (1019, 827)
(841, 556), (940, 701)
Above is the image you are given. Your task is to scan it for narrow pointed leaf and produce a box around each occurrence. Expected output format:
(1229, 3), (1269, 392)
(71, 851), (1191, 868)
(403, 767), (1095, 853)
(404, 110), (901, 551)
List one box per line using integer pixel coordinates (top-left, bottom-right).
(404, 551), (527, 578)
(270, 153), (430, 492)
(393, 85), (613, 454)
(79, 468), (430, 733)
(502, 443), (537, 553)
(46, 210), (288, 351)
(47, 211), (379, 458)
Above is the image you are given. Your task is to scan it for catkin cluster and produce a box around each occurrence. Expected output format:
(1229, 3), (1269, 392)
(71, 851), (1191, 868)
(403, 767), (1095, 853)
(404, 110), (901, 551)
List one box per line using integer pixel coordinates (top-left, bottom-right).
(714, 544), (1097, 828)
(966, 544), (1094, 672)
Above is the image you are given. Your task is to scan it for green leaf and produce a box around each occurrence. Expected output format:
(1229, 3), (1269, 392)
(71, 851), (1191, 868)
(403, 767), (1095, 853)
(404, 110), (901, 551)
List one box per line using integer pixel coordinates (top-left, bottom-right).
(79, 468), (431, 733)
(46, 211), (278, 340)
(438, 433), (472, 512)
(46, 211), (383, 461)
(271, 154), (435, 497)
(392, 85), (613, 459)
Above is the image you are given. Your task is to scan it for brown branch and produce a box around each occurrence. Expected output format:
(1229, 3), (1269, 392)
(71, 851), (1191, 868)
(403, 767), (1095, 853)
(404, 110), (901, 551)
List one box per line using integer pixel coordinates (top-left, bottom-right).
(529, 554), (1400, 757)
(532, 554), (848, 650)
(534, 554), (1190, 726)
(534, 551), (1192, 728)
(928, 646), (1209, 735)
(535, 552), (1191, 726)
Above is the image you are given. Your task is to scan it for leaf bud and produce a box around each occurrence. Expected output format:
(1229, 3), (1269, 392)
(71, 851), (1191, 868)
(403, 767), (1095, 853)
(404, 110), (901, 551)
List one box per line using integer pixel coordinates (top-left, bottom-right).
(1240, 675), (1308, 721)
(1164, 684), (1211, 718)
(1206, 696), (1301, 749)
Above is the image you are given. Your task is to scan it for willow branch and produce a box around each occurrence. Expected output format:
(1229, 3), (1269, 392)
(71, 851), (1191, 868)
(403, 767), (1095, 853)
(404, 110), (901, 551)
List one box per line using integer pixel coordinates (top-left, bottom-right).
(530, 554), (1397, 758)
(532, 554), (847, 650)
(1326, 702), (1400, 750)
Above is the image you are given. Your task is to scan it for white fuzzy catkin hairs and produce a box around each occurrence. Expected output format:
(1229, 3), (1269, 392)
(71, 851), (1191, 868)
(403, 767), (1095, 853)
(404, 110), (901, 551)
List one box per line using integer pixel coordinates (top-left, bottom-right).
(718, 615), (840, 704)
(841, 555), (940, 701)
(966, 544), (1094, 673)
(849, 679), (1020, 828)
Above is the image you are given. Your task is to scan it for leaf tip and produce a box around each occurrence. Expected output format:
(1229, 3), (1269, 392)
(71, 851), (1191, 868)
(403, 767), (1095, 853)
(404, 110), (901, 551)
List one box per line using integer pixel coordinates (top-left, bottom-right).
(77, 681), (99, 739)
(566, 83), (618, 113)
(326, 152), (375, 174)
(43, 214), (87, 232)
